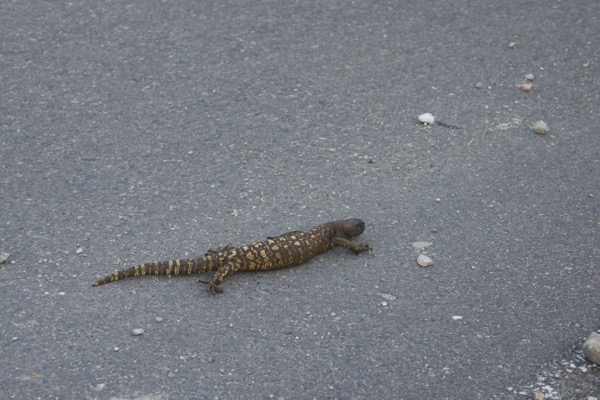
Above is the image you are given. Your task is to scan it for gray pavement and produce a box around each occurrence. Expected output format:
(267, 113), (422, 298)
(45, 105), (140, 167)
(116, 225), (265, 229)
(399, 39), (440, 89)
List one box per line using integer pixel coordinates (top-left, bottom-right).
(1, 1), (599, 399)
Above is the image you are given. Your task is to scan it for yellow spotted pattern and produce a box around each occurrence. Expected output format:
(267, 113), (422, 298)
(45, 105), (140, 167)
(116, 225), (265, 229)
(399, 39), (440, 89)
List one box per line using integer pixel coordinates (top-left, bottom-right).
(93, 218), (370, 291)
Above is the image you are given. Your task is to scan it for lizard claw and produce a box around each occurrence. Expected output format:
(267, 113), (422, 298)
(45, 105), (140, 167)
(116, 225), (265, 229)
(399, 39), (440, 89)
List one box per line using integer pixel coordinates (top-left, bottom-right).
(208, 282), (223, 294)
(198, 278), (223, 294)
(353, 243), (372, 255)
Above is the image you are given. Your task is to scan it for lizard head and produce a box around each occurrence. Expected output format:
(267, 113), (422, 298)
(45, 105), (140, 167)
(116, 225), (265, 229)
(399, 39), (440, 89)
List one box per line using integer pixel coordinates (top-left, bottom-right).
(333, 218), (365, 238)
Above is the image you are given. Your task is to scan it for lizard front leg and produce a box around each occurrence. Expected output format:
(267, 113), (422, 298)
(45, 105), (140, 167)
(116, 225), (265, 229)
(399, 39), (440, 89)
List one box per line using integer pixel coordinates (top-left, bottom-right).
(331, 237), (372, 255)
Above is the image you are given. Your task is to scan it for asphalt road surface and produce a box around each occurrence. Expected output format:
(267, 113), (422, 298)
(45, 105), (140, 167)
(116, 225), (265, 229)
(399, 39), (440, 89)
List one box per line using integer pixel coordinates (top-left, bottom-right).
(1, 1), (598, 399)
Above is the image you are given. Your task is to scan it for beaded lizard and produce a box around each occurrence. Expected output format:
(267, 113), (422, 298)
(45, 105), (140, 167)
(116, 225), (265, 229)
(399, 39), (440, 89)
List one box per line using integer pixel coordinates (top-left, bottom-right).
(93, 218), (371, 294)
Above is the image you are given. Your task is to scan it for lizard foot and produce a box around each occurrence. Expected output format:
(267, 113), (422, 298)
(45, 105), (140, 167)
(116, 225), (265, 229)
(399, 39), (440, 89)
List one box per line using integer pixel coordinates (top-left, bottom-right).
(198, 278), (224, 294)
(351, 243), (373, 255)
(208, 282), (223, 294)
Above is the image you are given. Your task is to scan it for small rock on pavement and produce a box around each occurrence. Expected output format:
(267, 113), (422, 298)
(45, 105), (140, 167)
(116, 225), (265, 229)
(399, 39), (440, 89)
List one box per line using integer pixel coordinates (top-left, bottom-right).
(0, 252), (10, 264)
(417, 254), (434, 267)
(532, 120), (550, 135)
(418, 113), (435, 125)
(520, 83), (533, 92)
(582, 331), (600, 365)
(132, 328), (145, 336)
(533, 390), (545, 400)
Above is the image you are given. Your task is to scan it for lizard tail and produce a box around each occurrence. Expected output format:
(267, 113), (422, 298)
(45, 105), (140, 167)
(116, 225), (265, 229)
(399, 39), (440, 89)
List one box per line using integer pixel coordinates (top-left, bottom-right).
(92, 257), (215, 286)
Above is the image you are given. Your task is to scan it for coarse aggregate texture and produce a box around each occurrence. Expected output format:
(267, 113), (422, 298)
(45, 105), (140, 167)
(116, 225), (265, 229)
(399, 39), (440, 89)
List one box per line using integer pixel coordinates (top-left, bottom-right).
(1, 1), (598, 399)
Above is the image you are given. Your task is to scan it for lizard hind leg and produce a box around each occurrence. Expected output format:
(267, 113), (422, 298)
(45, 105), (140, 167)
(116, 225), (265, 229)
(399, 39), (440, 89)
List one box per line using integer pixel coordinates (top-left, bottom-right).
(197, 274), (223, 293)
(198, 258), (244, 294)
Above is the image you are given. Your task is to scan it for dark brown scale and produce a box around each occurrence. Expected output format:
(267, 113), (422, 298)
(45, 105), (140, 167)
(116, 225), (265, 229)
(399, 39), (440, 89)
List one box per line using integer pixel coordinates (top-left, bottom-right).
(93, 218), (372, 294)
(92, 254), (226, 286)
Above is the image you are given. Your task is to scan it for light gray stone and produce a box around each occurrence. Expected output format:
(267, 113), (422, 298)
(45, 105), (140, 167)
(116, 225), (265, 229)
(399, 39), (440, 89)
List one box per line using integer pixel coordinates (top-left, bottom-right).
(582, 331), (600, 365)
(417, 254), (434, 267)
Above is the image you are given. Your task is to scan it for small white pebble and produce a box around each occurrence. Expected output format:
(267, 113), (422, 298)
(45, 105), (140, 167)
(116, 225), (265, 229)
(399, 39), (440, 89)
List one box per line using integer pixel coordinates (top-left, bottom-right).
(417, 254), (434, 267)
(75, 247), (84, 254)
(532, 120), (550, 135)
(418, 113), (435, 125)
(155, 317), (164, 323)
(508, 42), (517, 48)
(452, 315), (463, 320)
(533, 391), (545, 400)
(376, 292), (397, 301)
(0, 252), (10, 264)
(132, 328), (145, 336)
(525, 73), (535, 80)
(94, 383), (106, 391)
(520, 83), (533, 92)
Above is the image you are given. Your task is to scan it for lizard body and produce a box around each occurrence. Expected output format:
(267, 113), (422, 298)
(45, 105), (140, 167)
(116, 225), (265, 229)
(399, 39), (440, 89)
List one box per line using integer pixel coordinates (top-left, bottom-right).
(93, 218), (371, 293)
